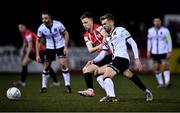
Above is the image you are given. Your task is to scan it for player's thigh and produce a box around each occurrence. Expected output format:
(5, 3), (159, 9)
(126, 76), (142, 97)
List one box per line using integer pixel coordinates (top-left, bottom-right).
(103, 67), (117, 78)
(84, 64), (99, 73)
(94, 65), (108, 75)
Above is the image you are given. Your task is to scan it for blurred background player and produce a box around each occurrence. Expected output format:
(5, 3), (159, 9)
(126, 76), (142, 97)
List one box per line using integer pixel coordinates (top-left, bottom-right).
(78, 12), (112, 97)
(13, 23), (60, 87)
(36, 11), (71, 93)
(147, 17), (173, 88)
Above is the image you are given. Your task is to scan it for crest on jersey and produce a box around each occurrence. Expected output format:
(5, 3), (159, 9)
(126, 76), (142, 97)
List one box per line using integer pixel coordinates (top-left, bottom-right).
(54, 28), (58, 32)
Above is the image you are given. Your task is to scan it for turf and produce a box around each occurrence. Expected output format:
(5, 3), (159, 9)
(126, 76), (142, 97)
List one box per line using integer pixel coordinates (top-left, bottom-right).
(0, 73), (180, 112)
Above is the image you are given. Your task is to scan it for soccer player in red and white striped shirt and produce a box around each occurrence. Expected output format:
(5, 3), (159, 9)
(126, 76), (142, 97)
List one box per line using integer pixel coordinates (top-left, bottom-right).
(13, 23), (59, 87)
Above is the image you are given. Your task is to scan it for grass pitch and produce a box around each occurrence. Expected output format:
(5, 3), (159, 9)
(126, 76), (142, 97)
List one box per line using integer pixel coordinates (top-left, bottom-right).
(0, 73), (180, 112)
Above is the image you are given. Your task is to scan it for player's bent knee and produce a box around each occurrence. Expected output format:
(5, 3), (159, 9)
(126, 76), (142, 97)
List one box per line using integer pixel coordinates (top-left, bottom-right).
(94, 69), (99, 75)
(82, 67), (86, 73)
(123, 70), (133, 78)
(103, 68), (116, 78)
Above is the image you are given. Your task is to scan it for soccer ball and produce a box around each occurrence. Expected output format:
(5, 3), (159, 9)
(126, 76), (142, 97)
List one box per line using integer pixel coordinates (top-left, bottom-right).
(6, 87), (21, 100)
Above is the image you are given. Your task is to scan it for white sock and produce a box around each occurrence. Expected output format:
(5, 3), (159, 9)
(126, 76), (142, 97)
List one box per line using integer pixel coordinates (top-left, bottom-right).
(163, 70), (170, 84)
(104, 77), (115, 97)
(62, 69), (70, 86)
(155, 71), (163, 85)
(96, 75), (104, 89)
(42, 70), (49, 88)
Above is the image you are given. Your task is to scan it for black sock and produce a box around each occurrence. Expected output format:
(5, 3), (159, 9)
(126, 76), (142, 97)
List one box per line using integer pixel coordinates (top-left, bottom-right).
(84, 72), (93, 89)
(21, 65), (27, 83)
(130, 74), (146, 92)
(49, 68), (58, 83)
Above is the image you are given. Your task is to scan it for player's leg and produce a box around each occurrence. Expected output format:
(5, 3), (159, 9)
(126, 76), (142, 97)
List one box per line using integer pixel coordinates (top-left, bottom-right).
(59, 57), (72, 93)
(78, 63), (98, 96)
(40, 51), (60, 87)
(56, 47), (71, 93)
(162, 59), (171, 87)
(94, 65), (108, 89)
(123, 69), (153, 101)
(41, 61), (51, 93)
(49, 67), (60, 87)
(99, 66), (118, 102)
(154, 61), (164, 87)
(151, 54), (164, 87)
(40, 49), (55, 93)
(13, 55), (32, 87)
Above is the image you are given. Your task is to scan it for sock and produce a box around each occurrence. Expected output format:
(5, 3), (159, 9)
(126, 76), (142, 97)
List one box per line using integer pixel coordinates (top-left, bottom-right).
(130, 74), (147, 92)
(21, 65), (27, 83)
(62, 68), (70, 86)
(155, 71), (163, 85)
(104, 77), (115, 97)
(42, 70), (49, 88)
(49, 67), (58, 83)
(163, 70), (170, 85)
(96, 74), (104, 89)
(84, 72), (93, 89)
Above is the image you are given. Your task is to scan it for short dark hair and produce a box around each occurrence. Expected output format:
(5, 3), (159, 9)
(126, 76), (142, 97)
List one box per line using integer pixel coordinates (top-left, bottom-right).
(42, 11), (51, 18)
(100, 14), (114, 21)
(80, 12), (93, 20)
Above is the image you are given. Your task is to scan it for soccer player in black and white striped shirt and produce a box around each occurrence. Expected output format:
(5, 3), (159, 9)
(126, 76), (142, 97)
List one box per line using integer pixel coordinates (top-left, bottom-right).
(147, 17), (172, 88)
(91, 14), (153, 102)
(36, 11), (71, 93)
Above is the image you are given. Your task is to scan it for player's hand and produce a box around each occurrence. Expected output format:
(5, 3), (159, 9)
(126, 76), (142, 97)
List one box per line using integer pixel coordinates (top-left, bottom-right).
(167, 52), (171, 59)
(134, 58), (142, 71)
(63, 47), (68, 55)
(36, 55), (41, 63)
(85, 60), (94, 67)
(98, 44), (103, 50)
(147, 51), (151, 58)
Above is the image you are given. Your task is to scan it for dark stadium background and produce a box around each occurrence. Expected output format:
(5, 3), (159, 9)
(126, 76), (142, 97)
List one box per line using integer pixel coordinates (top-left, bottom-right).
(0, 0), (180, 48)
(0, 0), (180, 112)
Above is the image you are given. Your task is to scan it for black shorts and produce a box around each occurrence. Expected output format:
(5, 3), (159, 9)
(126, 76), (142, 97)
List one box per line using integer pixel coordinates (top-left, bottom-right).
(107, 57), (129, 74)
(29, 51), (45, 63)
(45, 47), (66, 62)
(94, 54), (112, 67)
(151, 54), (167, 62)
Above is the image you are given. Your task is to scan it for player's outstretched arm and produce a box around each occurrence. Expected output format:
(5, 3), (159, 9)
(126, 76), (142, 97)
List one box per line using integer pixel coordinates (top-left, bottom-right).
(127, 37), (142, 71)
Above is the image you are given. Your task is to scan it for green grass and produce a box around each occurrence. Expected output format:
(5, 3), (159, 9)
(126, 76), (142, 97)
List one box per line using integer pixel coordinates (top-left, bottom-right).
(0, 73), (180, 112)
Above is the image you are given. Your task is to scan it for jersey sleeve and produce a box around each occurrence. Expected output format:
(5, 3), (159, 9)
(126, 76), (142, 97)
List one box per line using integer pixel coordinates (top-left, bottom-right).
(147, 29), (152, 39)
(147, 29), (152, 52)
(84, 34), (92, 45)
(58, 21), (66, 33)
(165, 29), (173, 52)
(37, 27), (43, 38)
(117, 28), (131, 40)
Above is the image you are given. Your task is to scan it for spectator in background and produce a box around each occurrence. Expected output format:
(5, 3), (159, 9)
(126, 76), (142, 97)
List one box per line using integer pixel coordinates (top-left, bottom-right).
(13, 23), (60, 87)
(147, 17), (173, 88)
